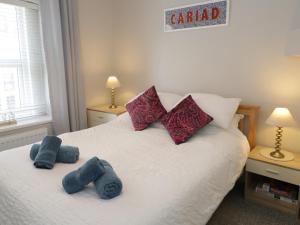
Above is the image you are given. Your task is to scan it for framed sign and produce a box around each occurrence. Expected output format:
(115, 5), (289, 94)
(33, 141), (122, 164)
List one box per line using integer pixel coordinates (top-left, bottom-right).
(164, 0), (229, 32)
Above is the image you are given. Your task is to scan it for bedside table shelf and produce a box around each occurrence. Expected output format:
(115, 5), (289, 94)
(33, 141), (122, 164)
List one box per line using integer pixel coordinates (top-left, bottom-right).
(245, 146), (300, 217)
(87, 105), (126, 128)
(245, 173), (299, 216)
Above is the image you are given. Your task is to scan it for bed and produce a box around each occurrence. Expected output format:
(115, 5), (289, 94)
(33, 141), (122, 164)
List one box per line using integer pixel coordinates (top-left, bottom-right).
(0, 105), (259, 225)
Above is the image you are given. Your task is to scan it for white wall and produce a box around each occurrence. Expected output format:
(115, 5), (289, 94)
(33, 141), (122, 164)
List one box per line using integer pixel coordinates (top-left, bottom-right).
(77, 0), (113, 107)
(79, 0), (300, 152)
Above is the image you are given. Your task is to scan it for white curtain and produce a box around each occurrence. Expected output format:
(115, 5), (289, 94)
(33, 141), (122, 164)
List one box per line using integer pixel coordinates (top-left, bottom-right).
(59, 0), (87, 131)
(40, 0), (70, 135)
(39, 0), (87, 134)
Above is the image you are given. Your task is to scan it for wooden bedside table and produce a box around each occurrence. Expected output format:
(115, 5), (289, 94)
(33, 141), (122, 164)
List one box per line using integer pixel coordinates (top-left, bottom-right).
(245, 145), (300, 217)
(87, 105), (126, 128)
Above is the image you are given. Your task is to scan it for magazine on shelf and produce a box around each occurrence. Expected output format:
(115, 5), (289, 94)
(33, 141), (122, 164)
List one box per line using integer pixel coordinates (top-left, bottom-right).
(255, 182), (298, 205)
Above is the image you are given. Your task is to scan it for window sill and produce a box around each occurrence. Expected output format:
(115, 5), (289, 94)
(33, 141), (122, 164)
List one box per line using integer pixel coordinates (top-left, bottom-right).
(0, 116), (52, 133)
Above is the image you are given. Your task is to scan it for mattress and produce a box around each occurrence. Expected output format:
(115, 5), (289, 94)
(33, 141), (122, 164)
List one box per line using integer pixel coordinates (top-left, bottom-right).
(0, 113), (249, 225)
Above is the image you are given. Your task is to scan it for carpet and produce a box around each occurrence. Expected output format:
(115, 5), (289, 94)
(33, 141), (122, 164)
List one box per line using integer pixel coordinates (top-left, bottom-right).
(207, 183), (300, 225)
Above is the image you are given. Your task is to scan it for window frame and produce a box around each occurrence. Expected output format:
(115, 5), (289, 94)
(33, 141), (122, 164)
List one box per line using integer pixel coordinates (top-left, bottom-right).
(0, 0), (39, 9)
(0, 0), (50, 122)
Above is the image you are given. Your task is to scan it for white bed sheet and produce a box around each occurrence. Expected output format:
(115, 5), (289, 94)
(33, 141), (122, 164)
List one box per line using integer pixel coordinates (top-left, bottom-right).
(0, 113), (249, 225)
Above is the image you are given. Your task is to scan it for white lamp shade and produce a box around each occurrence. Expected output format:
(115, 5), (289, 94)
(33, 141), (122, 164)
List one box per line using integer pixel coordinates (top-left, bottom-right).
(266, 108), (296, 127)
(106, 76), (120, 89)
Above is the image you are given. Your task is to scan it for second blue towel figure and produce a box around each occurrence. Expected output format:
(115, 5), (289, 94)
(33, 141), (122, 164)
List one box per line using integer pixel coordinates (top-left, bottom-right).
(94, 160), (123, 200)
(62, 158), (123, 200)
(62, 157), (105, 194)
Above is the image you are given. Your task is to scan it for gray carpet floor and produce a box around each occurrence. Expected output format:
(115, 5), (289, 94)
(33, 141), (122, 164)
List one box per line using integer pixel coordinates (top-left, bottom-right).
(207, 183), (300, 225)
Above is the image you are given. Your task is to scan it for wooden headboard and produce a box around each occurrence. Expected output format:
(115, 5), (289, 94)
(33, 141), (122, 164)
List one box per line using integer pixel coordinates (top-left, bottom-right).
(237, 105), (260, 150)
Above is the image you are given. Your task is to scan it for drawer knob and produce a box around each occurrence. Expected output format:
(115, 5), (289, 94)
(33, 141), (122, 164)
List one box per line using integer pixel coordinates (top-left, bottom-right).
(265, 169), (279, 175)
(97, 116), (104, 119)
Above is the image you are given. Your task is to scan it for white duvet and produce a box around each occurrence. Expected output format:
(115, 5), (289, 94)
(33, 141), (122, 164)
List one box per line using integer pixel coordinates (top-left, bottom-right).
(0, 113), (249, 225)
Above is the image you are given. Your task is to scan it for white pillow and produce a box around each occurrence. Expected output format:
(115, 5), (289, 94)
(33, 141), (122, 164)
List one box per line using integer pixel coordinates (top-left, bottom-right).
(125, 89), (182, 112)
(150, 92), (182, 129)
(230, 114), (244, 129)
(157, 92), (182, 112)
(188, 93), (241, 129)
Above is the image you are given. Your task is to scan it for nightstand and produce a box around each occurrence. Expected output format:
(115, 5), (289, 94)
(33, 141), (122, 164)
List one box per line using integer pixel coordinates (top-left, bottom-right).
(87, 105), (126, 128)
(245, 145), (300, 217)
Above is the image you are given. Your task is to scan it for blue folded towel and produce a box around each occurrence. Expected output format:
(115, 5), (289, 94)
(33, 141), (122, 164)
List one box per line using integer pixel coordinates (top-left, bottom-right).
(30, 144), (79, 163)
(94, 160), (123, 199)
(34, 136), (62, 169)
(62, 157), (105, 194)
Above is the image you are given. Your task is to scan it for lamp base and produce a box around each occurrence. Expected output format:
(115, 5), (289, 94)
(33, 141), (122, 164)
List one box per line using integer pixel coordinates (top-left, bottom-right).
(109, 105), (117, 109)
(270, 150), (285, 159)
(260, 148), (295, 162)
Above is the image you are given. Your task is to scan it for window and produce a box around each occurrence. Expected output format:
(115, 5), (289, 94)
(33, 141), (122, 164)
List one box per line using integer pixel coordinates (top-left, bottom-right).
(0, 0), (48, 121)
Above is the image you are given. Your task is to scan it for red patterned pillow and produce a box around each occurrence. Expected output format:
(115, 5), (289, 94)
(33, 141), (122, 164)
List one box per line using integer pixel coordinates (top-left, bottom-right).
(126, 86), (167, 131)
(161, 95), (213, 145)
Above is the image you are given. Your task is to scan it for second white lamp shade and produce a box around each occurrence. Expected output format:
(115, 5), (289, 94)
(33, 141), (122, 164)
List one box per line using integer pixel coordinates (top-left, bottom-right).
(266, 108), (296, 127)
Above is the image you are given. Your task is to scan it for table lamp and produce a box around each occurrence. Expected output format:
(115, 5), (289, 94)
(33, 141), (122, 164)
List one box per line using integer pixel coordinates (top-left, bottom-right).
(262, 108), (296, 161)
(106, 76), (120, 109)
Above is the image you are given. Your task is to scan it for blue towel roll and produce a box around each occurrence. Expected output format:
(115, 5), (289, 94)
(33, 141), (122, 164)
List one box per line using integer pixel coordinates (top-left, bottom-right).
(34, 136), (62, 169)
(30, 144), (79, 163)
(94, 160), (123, 199)
(62, 157), (105, 194)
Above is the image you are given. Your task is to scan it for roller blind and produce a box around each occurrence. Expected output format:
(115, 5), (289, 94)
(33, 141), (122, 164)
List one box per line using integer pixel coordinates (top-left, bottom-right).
(0, 0), (49, 121)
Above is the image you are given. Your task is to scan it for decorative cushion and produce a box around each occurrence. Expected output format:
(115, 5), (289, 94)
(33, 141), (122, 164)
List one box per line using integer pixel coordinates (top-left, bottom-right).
(161, 95), (213, 145)
(126, 86), (167, 131)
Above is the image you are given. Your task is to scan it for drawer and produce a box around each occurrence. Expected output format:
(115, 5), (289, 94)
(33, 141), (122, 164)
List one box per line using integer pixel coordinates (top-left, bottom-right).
(87, 110), (117, 127)
(246, 159), (300, 186)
